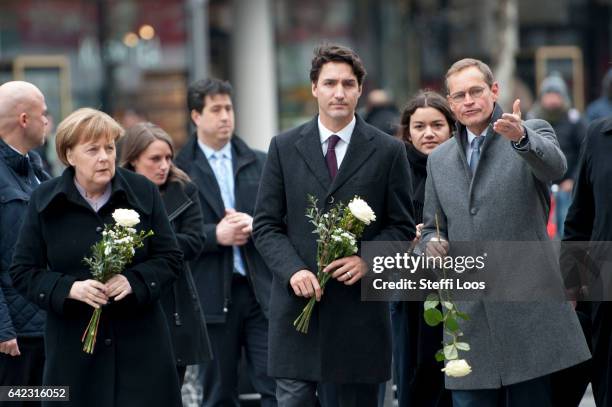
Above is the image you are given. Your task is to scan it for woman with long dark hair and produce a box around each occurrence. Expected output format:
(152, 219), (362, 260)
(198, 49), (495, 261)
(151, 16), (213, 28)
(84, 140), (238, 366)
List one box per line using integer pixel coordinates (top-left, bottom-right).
(393, 91), (455, 407)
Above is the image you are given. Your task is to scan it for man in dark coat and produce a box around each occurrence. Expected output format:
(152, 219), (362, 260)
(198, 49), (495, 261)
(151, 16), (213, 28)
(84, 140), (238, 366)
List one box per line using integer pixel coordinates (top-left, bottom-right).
(252, 44), (415, 407)
(563, 117), (612, 407)
(175, 78), (276, 406)
(0, 81), (49, 399)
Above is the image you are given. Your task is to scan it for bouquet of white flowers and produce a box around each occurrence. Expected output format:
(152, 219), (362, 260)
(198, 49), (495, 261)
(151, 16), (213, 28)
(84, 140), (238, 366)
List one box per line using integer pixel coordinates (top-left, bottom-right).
(81, 209), (154, 354)
(293, 195), (376, 334)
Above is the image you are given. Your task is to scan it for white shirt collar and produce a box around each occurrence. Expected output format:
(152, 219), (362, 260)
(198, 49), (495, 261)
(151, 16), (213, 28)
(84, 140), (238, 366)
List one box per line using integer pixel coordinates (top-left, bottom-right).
(198, 139), (232, 161)
(466, 126), (489, 146)
(318, 115), (356, 146)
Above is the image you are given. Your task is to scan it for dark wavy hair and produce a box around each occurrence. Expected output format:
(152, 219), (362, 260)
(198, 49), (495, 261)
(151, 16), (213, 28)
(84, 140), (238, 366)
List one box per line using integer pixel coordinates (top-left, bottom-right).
(309, 44), (367, 86)
(396, 90), (455, 144)
(119, 122), (190, 186)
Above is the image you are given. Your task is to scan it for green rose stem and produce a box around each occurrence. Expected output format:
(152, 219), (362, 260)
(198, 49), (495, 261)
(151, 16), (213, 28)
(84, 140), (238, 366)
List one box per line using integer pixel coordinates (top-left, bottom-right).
(423, 213), (470, 366)
(293, 198), (369, 334)
(82, 308), (101, 354)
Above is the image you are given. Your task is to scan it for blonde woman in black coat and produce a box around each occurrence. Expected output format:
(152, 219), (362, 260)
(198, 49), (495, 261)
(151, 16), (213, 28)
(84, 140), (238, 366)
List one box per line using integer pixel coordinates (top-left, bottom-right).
(120, 122), (212, 386)
(10, 108), (183, 406)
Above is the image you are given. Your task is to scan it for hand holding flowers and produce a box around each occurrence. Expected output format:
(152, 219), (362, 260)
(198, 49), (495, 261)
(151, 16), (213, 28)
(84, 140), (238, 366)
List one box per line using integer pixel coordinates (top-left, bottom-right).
(80, 208), (154, 354)
(293, 195), (376, 334)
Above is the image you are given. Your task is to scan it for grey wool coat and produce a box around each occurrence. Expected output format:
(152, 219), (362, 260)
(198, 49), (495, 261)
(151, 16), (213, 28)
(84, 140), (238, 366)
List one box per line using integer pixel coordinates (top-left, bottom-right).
(422, 104), (591, 390)
(253, 115), (415, 383)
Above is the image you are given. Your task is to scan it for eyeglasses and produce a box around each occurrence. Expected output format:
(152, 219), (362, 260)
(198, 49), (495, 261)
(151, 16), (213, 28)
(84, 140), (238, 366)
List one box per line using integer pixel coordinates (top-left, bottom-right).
(448, 86), (487, 103)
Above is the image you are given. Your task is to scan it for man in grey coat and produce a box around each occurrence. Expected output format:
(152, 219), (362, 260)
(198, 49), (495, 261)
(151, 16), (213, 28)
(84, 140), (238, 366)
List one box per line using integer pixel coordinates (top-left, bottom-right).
(422, 58), (590, 406)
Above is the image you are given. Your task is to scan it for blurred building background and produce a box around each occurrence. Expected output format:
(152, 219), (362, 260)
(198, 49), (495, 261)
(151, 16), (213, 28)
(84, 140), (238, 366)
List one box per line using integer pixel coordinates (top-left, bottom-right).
(0, 0), (610, 151)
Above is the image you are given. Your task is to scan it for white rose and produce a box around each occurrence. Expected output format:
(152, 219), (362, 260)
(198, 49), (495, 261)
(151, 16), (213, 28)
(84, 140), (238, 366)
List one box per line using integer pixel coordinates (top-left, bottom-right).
(348, 198), (376, 225)
(112, 209), (140, 227)
(441, 359), (472, 377)
(104, 246), (112, 256)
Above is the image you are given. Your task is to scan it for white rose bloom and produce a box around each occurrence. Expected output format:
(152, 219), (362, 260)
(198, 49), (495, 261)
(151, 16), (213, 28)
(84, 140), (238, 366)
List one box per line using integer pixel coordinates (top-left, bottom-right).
(104, 246), (112, 256)
(442, 359), (472, 377)
(112, 209), (140, 227)
(348, 198), (376, 225)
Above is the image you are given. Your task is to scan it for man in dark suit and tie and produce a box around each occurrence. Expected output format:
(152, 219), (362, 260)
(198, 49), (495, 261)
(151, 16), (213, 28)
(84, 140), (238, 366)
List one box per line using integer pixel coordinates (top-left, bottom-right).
(175, 78), (276, 406)
(253, 44), (415, 407)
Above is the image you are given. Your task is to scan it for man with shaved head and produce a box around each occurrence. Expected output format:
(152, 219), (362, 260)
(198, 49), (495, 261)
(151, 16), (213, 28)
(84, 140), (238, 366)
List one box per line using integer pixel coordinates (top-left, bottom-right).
(0, 81), (49, 395)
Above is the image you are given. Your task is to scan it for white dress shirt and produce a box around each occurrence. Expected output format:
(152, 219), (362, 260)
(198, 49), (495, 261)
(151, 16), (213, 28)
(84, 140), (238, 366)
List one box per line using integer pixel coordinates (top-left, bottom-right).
(318, 116), (356, 169)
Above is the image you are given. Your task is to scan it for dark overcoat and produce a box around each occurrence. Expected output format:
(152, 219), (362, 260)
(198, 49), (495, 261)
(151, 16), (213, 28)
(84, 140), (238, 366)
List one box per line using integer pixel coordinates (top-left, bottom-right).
(160, 180), (212, 366)
(252, 115), (415, 383)
(9, 167), (183, 407)
(175, 135), (273, 323)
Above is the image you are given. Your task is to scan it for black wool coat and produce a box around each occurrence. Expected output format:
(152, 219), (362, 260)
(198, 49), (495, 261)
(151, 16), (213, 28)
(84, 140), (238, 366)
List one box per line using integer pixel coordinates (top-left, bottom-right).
(175, 135), (273, 324)
(160, 180), (212, 366)
(9, 167), (183, 407)
(253, 115), (416, 383)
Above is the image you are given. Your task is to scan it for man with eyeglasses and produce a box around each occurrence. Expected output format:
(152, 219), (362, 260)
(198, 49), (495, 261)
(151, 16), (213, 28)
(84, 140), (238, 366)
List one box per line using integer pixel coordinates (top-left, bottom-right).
(421, 58), (590, 407)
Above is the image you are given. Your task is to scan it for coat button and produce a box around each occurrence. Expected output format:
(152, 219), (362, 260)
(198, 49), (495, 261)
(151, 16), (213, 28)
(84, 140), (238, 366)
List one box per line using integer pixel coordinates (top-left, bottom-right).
(327, 196), (334, 204)
(177, 358), (183, 365)
(104, 339), (112, 346)
(96, 226), (103, 233)
(150, 282), (157, 288)
(470, 208), (477, 215)
(39, 293), (45, 300)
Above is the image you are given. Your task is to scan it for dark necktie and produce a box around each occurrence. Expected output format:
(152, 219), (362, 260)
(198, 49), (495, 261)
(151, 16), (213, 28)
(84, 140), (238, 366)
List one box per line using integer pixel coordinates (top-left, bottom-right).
(325, 135), (340, 180)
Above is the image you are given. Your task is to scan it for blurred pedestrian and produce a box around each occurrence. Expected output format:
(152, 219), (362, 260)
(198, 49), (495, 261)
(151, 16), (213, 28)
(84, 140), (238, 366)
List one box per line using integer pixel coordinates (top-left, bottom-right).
(585, 68), (612, 123)
(527, 72), (587, 238)
(364, 89), (400, 136)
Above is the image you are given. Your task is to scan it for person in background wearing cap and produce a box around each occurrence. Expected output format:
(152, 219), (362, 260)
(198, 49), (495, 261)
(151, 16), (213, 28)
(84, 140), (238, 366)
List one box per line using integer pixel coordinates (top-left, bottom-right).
(528, 72), (591, 407)
(527, 72), (587, 239)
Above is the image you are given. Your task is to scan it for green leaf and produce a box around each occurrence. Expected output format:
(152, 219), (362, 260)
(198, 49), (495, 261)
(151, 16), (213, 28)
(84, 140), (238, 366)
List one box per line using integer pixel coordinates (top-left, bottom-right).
(435, 349), (446, 362)
(445, 315), (459, 332)
(444, 344), (458, 360)
(456, 311), (470, 320)
(456, 342), (470, 351)
(424, 293), (440, 310)
(424, 308), (443, 326)
(442, 301), (454, 310)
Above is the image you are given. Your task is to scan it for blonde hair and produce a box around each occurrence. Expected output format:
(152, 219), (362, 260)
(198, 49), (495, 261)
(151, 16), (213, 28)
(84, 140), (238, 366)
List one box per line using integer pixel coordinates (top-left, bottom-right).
(445, 58), (494, 93)
(55, 108), (124, 166)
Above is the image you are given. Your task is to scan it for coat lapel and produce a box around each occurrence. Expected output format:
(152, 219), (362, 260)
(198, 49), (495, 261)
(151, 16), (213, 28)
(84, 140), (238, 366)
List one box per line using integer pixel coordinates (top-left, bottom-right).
(294, 118), (332, 191)
(191, 147), (225, 219)
(231, 136), (257, 210)
(327, 116), (376, 197)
